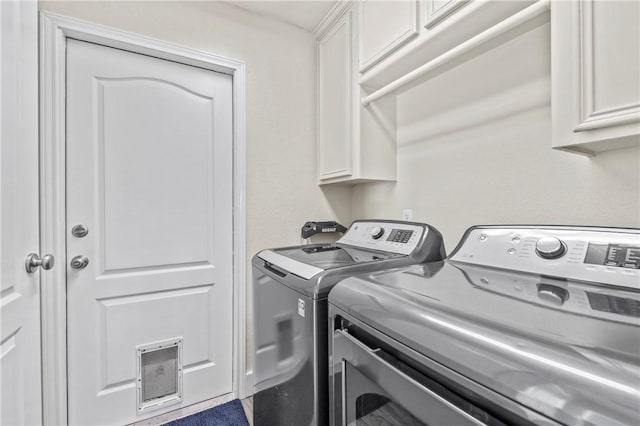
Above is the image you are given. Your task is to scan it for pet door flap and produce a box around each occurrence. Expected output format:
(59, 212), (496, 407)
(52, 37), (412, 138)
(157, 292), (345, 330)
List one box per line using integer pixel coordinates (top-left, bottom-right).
(137, 337), (183, 412)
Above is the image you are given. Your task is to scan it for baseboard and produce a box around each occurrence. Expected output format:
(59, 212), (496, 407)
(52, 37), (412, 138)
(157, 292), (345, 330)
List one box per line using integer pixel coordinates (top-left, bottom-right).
(242, 371), (254, 399)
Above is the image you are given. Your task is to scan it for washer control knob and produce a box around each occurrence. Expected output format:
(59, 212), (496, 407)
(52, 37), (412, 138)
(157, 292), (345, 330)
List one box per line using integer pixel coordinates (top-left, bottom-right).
(535, 237), (566, 259)
(370, 227), (385, 239)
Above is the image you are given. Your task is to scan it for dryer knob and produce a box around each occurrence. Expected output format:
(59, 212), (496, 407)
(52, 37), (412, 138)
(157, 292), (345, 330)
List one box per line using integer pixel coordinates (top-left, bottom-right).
(535, 237), (567, 259)
(370, 227), (385, 239)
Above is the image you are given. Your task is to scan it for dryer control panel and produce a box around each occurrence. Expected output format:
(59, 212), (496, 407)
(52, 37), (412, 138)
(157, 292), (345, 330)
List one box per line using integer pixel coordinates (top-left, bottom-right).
(336, 220), (425, 255)
(450, 226), (640, 289)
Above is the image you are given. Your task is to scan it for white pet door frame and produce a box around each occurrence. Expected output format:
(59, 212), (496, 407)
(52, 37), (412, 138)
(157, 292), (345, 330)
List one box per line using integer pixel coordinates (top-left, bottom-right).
(136, 337), (183, 412)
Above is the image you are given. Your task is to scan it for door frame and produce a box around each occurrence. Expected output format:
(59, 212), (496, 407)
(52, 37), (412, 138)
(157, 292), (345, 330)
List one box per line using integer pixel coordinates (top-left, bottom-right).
(39, 11), (248, 425)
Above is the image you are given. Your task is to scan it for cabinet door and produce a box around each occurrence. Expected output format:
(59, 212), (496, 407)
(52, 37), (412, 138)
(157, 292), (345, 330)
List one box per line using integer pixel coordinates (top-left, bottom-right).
(424, 0), (468, 29)
(318, 10), (353, 180)
(552, 0), (640, 154)
(359, 0), (418, 71)
(575, 0), (639, 132)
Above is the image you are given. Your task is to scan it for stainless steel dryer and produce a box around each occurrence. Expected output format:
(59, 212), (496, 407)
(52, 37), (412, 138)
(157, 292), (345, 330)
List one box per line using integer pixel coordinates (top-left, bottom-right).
(252, 220), (445, 426)
(329, 225), (640, 426)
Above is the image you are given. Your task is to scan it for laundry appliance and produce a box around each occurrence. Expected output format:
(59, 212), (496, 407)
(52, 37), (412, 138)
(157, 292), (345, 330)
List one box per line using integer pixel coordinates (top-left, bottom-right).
(329, 225), (640, 425)
(252, 220), (446, 426)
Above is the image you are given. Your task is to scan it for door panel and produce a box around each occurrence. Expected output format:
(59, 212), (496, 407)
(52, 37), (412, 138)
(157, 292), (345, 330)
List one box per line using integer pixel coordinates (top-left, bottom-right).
(66, 39), (233, 425)
(99, 285), (215, 386)
(0, 1), (41, 425)
(97, 77), (215, 271)
(318, 11), (353, 179)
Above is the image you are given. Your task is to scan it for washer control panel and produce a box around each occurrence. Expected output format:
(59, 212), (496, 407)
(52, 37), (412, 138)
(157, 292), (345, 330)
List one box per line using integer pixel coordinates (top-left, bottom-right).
(337, 221), (424, 255)
(450, 226), (640, 289)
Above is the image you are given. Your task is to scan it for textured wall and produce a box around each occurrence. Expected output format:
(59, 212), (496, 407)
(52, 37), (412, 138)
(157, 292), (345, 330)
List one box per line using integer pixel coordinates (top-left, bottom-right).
(353, 23), (640, 251)
(39, 0), (352, 384)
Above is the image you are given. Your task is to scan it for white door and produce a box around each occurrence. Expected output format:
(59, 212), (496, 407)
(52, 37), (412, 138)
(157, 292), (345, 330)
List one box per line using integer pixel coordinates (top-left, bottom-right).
(66, 39), (233, 425)
(0, 1), (42, 425)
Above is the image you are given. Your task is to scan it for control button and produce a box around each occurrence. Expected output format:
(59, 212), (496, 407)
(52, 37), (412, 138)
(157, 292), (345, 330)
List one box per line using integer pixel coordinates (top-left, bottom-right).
(370, 227), (385, 239)
(511, 236), (521, 244)
(478, 234), (488, 241)
(507, 248), (516, 255)
(537, 284), (569, 306)
(535, 237), (567, 259)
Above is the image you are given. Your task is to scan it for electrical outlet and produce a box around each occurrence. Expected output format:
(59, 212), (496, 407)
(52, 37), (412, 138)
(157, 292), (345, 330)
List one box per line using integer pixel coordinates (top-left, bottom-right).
(402, 209), (413, 221)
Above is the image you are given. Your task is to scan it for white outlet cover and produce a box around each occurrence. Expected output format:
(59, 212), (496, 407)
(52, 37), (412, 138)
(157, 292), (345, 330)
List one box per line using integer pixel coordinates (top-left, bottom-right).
(402, 209), (413, 221)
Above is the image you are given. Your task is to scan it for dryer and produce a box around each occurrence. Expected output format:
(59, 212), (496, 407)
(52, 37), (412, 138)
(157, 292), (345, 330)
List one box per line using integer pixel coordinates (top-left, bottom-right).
(329, 225), (640, 425)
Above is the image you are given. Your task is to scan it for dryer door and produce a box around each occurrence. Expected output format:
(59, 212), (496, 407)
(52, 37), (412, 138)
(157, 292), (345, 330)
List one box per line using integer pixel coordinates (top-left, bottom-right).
(333, 328), (493, 426)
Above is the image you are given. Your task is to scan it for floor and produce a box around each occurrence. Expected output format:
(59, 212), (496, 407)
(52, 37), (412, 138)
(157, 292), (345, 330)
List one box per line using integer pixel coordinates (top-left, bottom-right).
(128, 394), (253, 425)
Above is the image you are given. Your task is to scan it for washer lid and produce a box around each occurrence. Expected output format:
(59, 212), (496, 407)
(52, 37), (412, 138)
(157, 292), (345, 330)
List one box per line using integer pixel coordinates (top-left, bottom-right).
(258, 249), (324, 280)
(258, 244), (403, 279)
(329, 262), (640, 426)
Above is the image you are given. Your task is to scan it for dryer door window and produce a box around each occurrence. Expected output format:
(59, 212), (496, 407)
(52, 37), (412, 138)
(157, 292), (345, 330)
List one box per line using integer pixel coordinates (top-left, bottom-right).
(334, 328), (497, 426)
(344, 361), (424, 425)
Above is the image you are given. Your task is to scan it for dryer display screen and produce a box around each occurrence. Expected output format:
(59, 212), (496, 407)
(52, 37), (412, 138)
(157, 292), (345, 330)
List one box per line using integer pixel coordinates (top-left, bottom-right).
(584, 243), (640, 269)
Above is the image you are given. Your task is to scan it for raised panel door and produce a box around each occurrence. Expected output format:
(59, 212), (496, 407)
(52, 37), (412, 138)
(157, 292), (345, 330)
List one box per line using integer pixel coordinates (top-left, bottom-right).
(359, 0), (418, 71)
(552, 0), (640, 153)
(577, 0), (640, 131)
(66, 39), (233, 424)
(319, 11), (353, 180)
(0, 1), (42, 424)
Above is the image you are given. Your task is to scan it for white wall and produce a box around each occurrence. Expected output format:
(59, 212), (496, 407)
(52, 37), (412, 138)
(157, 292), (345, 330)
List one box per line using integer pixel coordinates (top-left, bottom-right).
(39, 0), (352, 386)
(353, 23), (640, 251)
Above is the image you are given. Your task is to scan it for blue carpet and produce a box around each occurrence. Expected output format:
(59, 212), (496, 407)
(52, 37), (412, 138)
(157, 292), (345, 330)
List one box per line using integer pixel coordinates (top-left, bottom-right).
(164, 399), (249, 426)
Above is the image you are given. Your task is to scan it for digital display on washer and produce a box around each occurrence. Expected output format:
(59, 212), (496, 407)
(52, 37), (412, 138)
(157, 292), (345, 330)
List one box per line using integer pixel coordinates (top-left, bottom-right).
(584, 243), (640, 269)
(386, 229), (414, 243)
(586, 292), (640, 317)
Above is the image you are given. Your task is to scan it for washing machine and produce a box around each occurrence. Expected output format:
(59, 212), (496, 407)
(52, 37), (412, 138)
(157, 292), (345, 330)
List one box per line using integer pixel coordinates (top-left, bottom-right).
(252, 219), (446, 426)
(329, 225), (640, 425)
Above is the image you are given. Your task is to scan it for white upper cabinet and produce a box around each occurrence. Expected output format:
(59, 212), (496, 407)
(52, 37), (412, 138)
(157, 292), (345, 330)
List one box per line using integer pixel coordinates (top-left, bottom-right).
(316, 0), (639, 182)
(359, 0), (419, 72)
(318, 10), (354, 180)
(317, 4), (397, 185)
(552, 0), (640, 154)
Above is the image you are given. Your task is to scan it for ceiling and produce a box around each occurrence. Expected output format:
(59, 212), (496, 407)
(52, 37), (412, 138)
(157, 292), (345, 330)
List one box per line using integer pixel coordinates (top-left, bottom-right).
(227, 1), (338, 33)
